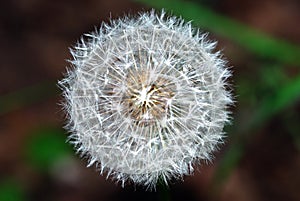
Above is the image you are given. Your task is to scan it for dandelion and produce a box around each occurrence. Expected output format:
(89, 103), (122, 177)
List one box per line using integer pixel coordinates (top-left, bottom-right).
(59, 10), (233, 189)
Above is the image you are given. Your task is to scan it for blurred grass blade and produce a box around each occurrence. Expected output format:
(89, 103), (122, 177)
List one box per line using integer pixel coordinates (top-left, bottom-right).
(135, 0), (300, 65)
(252, 74), (300, 128)
(211, 143), (243, 193)
(214, 73), (300, 188)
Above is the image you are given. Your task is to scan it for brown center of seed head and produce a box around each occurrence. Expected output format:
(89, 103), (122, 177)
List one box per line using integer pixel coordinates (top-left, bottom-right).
(122, 68), (176, 126)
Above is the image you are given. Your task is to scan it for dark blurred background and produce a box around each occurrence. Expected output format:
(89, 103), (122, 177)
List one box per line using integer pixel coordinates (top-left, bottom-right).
(1, 0), (300, 201)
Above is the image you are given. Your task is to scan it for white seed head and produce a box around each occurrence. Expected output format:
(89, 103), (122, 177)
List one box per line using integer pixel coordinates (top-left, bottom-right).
(59, 10), (233, 189)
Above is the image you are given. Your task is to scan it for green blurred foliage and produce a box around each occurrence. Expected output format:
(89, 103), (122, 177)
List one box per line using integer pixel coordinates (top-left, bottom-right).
(25, 127), (72, 171)
(0, 179), (25, 201)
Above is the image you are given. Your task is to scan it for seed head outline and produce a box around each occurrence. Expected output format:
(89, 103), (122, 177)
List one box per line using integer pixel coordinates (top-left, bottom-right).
(59, 10), (233, 189)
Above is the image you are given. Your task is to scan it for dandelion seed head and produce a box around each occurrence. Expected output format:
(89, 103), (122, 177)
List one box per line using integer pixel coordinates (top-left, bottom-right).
(59, 10), (233, 189)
